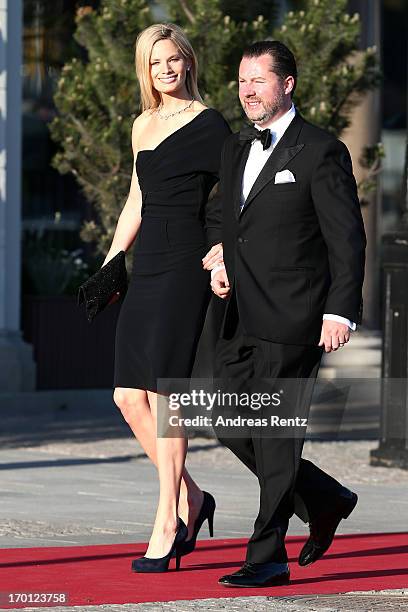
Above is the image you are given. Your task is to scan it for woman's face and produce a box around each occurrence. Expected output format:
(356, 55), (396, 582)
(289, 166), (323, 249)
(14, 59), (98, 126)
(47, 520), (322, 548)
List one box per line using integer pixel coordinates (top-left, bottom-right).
(150, 38), (190, 95)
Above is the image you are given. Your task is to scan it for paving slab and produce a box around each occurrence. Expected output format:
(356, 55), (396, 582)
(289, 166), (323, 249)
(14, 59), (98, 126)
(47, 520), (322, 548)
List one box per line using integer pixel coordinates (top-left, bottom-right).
(0, 439), (407, 548)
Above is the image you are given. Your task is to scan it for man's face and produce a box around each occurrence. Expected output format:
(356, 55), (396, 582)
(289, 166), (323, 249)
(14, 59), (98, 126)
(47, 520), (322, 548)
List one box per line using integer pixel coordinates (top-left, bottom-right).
(238, 54), (293, 125)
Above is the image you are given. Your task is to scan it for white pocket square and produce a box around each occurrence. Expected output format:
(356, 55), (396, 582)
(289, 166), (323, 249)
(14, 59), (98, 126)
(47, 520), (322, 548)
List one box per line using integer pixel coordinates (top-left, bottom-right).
(274, 169), (296, 184)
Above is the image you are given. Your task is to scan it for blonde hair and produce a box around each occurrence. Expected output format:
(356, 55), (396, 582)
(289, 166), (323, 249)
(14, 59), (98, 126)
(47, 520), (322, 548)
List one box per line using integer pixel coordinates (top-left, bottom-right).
(135, 23), (203, 111)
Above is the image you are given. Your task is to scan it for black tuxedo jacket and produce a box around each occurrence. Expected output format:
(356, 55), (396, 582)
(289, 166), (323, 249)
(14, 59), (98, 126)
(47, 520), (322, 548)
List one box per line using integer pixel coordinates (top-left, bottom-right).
(206, 112), (366, 346)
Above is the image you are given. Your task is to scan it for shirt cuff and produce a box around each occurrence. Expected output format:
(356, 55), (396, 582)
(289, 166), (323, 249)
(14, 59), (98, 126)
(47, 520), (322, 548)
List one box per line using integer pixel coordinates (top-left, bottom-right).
(210, 263), (226, 280)
(323, 314), (356, 331)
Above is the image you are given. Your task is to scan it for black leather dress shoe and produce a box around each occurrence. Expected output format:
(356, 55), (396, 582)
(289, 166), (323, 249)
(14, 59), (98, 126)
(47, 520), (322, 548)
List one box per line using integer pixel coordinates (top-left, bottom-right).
(298, 489), (358, 567)
(218, 561), (290, 588)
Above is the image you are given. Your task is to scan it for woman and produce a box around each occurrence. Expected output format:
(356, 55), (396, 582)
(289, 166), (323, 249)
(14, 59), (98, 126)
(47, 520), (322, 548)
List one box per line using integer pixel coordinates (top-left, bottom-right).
(102, 23), (231, 572)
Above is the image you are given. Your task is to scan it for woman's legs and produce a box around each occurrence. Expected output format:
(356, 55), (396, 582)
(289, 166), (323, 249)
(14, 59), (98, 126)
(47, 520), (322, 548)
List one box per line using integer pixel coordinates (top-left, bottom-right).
(113, 387), (204, 542)
(142, 390), (186, 557)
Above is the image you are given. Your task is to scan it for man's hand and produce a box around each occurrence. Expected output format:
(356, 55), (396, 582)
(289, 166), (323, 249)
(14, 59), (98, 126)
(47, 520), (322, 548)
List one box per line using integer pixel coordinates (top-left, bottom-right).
(318, 320), (350, 353)
(202, 243), (223, 270)
(211, 268), (230, 299)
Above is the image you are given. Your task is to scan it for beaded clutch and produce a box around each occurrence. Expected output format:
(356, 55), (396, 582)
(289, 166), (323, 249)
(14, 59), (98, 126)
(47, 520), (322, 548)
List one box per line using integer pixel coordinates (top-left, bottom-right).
(77, 250), (128, 322)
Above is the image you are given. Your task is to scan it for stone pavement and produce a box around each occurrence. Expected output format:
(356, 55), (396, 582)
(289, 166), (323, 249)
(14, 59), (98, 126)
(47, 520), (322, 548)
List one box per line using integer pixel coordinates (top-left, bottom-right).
(1, 437), (408, 548)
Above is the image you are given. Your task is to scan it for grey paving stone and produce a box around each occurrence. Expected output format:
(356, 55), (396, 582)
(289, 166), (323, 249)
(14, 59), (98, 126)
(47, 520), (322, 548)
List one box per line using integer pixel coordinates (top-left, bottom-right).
(1, 439), (408, 547)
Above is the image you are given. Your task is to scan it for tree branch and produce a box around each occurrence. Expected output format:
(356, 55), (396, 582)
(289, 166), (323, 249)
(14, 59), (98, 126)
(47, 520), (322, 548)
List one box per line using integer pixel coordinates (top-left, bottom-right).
(178, 0), (196, 24)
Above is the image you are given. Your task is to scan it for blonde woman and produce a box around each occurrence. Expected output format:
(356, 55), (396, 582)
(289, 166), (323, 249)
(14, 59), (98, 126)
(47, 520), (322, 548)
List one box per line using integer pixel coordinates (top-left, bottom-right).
(103, 23), (231, 572)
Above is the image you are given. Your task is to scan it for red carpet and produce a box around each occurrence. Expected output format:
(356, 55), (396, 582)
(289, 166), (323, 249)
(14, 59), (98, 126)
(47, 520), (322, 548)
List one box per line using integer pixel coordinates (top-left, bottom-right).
(1, 533), (408, 608)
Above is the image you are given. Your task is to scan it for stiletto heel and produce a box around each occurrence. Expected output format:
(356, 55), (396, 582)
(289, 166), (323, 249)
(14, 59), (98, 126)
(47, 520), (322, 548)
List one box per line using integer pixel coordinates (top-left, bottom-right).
(208, 506), (214, 537)
(131, 518), (188, 573)
(175, 548), (182, 570)
(178, 491), (216, 556)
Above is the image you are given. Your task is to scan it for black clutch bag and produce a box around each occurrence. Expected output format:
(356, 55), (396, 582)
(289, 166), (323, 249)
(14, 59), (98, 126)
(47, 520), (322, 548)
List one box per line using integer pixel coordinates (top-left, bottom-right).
(77, 250), (128, 322)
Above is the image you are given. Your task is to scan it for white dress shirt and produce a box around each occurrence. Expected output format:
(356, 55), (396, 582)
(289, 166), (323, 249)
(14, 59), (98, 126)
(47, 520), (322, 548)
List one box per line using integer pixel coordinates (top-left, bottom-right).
(212, 103), (356, 331)
(241, 103), (297, 205)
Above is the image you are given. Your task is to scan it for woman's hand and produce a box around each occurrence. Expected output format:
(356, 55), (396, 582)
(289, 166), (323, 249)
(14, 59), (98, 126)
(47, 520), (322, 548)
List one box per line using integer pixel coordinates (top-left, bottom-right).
(202, 243), (223, 270)
(211, 268), (230, 299)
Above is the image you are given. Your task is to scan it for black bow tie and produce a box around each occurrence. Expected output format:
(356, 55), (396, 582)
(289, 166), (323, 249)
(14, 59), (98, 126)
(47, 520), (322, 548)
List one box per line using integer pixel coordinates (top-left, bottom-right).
(239, 125), (272, 150)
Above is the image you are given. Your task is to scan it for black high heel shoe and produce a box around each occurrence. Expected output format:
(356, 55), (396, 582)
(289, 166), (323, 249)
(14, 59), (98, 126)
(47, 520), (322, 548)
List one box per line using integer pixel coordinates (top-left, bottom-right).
(180, 491), (216, 556)
(131, 518), (188, 573)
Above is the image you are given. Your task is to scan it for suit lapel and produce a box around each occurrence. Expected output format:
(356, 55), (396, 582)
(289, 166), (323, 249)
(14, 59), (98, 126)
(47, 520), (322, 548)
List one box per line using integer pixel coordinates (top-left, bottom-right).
(231, 139), (251, 217)
(240, 112), (305, 216)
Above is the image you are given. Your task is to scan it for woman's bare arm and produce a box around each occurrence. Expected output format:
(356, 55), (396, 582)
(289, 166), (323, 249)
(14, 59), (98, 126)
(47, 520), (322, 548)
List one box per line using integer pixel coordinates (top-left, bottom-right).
(102, 116), (146, 266)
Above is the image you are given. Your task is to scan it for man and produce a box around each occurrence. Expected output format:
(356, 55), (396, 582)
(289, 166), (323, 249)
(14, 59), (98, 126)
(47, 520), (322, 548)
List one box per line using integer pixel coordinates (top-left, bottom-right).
(203, 41), (366, 587)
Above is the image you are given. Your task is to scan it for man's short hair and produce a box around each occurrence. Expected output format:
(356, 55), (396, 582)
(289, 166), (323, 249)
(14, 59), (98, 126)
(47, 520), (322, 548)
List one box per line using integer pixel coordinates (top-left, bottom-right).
(242, 41), (297, 97)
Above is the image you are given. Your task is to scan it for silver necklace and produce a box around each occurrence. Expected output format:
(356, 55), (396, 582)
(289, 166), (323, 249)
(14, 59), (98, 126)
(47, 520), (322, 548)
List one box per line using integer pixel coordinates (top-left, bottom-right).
(156, 98), (195, 120)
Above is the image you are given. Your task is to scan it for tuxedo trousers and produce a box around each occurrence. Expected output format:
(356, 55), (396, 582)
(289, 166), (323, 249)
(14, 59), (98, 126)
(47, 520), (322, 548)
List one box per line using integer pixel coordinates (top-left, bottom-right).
(213, 288), (347, 564)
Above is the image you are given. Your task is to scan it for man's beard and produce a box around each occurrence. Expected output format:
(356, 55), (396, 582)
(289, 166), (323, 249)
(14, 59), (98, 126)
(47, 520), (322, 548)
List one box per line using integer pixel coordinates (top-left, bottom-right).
(243, 89), (286, 124)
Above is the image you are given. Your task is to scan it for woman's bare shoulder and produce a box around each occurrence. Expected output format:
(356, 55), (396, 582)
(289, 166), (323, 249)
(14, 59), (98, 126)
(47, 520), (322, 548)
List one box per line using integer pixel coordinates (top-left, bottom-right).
(132, 109), (153, 132)
(131, 110), (154, 152)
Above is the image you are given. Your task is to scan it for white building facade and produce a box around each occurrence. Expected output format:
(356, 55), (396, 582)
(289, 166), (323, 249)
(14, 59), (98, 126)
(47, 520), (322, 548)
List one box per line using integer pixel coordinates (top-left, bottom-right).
(0, 0), (35, 391)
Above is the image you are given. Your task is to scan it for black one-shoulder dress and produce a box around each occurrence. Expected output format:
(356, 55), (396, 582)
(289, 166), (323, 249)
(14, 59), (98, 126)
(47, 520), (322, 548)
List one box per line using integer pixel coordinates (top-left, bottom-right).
(113, 108), (231, 392)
